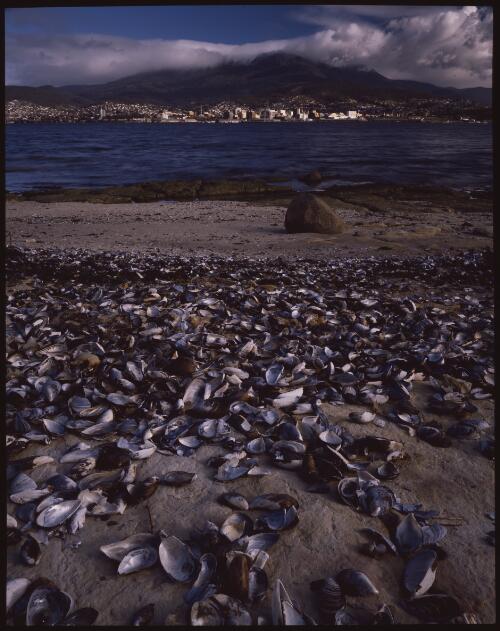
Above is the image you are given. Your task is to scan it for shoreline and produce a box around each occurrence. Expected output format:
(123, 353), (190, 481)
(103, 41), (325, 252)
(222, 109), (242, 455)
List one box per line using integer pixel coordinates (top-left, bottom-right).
(6, 184), (493, 260)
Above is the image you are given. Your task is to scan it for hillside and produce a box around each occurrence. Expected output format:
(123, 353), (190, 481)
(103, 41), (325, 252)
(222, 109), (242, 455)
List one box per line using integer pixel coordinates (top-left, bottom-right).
(5, 53), (492, 107)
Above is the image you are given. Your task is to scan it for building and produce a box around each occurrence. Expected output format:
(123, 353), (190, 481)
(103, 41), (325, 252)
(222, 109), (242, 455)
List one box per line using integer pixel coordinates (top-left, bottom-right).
(348, 110), (359, 119)
(261, 109), (276, 120)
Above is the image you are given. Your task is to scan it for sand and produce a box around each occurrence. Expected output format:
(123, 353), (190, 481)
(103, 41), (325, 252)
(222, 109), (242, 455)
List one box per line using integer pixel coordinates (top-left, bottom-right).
(5, 198), (493, 258)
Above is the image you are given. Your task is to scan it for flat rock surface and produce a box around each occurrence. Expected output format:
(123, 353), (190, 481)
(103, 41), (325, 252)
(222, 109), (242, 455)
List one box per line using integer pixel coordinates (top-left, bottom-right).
(6, 197), (493, 258)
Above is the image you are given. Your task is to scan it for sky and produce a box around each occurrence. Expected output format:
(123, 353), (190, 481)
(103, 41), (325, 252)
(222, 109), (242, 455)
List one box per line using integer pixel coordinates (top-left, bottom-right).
(5, 5), (493, 89)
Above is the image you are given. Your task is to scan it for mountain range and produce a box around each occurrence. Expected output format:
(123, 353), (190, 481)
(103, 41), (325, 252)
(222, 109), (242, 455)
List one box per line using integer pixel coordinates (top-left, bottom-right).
(5, 52), (492, 107)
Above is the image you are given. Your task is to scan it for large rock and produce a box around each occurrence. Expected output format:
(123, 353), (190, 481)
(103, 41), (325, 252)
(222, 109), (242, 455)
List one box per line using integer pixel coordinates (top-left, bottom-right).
(299, 170), (322, 185)
(285, 193), (345, 235)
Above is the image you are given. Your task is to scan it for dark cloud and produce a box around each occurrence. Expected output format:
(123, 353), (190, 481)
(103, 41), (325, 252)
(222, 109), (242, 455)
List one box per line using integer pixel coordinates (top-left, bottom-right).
(5, 6), (492, 89)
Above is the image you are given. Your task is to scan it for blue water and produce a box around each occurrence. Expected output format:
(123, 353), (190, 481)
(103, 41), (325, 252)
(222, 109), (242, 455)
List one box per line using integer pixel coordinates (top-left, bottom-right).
(5, 121), (492, 192)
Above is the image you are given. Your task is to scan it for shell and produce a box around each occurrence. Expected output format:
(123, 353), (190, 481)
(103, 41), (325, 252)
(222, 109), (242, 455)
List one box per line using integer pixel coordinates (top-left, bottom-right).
(184, 553), (217, 606)
(335, 569), (379, 596)
(7, 578), (31, 614)
(20, 535), (42, 566)
(219, 492), (249, 511)
(220, 512), (253, 542)
(310, 577), (346, 621)
(117, 546), (158, 575)
(159, 533), (196, 583)
(161, 471), (196, 486)
(255, 506), (299, 532)
(403, 548), (438, 596)
(36, 500), (82, 528)
(395, 513), (424, 556)
(376, 462), (400, 480)
(100, 533), (158, 561)
(26, 587), (73, 626)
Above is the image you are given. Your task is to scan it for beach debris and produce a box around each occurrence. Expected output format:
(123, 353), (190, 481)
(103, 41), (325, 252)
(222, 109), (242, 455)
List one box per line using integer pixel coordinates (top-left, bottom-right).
(272, 579), (316, 625)
(100, 533), (159, 561)
(403, 548), (438, 596)
(219, 492), (249, 511)
(117, 546), (158, 575)
(4, 247), (494, 624)
(335, 569), (379, 596)
(159, 533), (197, 583)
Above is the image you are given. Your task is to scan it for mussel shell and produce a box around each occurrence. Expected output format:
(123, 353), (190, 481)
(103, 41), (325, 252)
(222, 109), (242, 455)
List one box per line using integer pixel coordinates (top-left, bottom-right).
(359, 528), (398, 555)
(184, 553), (217, 606)
(241, 532), (280, 554)
(421, 524), (447, 546)
(45, 474), (78, 493)
(337, 477), (359, 509)
(36, 500), (82, 528)
(403, 548), (438, 597)
(255, 506), (299, 532)
(26, 587), (72, 626)
(375, 462), (400, 480)
(360, 484), (396, 517)
(161, 471), (196, 486)
(248, 567), (268, 604)
(248, 493), (299, 511)
(220, 512), (253, 542)
(223, 553), (250, 601)
(335, 569), (379, 596)
(159, 534), (196, 583)
(10, 472), (37, 495)
(218, 492), (249, 511)
(417, 426), (451, 448)
(20, 535), (42, 566)
(395, 513), (424, 556)
(191, 597), (224, 626)
(118, 546), (158, 575)
(6, 578), (31, 614)
(310, 577), (346, 620)
(100, 533), (159, 561)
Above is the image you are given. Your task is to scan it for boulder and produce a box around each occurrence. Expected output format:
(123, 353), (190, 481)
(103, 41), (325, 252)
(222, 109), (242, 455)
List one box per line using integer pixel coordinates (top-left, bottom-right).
(285, 193), (345, 235)
(299, 170), (322, 185)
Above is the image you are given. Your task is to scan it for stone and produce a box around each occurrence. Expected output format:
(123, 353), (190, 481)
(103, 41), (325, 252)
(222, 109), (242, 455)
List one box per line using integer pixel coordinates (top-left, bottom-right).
(285, 193), (345, 235)
(299, 170), (322, 185)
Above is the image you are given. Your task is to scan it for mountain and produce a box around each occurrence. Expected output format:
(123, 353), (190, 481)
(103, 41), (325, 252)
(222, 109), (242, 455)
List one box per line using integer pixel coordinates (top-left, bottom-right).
(5, 52), (492, 107)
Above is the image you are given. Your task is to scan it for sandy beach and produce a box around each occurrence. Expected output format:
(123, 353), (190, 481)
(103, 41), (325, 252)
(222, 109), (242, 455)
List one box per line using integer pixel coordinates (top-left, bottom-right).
(6, 185), (493, 258)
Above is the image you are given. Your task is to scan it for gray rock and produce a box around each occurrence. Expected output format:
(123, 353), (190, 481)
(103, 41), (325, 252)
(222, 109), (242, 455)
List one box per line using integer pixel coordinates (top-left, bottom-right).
(300, 170), (322, 185)
(285, 194), (345, 235)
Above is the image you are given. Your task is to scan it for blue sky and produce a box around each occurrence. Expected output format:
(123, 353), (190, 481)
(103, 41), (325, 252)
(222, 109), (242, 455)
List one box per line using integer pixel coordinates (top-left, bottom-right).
(5, 5), (493, 88)
(5, 6), (320, 43)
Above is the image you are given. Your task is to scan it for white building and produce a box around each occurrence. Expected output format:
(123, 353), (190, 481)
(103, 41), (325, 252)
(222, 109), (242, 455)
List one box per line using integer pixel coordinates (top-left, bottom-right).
(348, 110), (359, 119)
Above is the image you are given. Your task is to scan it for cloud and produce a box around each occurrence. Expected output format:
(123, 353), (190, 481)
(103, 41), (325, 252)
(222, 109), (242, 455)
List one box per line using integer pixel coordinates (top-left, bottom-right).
(5, 6), (492, 89)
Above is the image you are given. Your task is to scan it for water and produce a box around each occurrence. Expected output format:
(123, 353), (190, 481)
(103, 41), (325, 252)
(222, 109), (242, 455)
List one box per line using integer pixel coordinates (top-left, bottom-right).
(5, 121), (492, 192)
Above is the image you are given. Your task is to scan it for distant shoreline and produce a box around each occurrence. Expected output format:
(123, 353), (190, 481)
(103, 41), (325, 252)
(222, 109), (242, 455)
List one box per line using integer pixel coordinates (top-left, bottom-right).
(6, 118), (491, 125)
